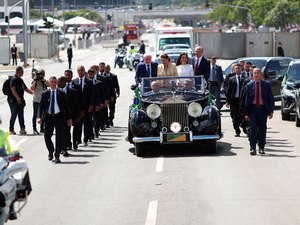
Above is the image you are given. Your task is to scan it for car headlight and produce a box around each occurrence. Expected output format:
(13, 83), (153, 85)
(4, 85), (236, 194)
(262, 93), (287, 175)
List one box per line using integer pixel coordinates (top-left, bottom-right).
(146, 104), (161, 120)
(170, 122), (181, 133)
(188, 102), (202, 118)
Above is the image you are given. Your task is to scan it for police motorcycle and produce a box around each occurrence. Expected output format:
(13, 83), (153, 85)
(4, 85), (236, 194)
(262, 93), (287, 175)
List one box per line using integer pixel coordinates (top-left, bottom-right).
(114, 44), (126, 69)
(125, 44), (143, 71)
(0, 117), (31, 224)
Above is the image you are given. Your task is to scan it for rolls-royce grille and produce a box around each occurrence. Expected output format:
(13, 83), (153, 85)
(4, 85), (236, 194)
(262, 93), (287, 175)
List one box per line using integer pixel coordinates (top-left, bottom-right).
(161, 103), (189, 131)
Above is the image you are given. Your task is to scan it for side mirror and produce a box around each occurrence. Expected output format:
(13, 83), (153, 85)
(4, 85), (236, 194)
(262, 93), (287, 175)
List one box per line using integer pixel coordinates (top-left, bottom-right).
(130, 84), (137, 90)
(276, 74), (284, 81)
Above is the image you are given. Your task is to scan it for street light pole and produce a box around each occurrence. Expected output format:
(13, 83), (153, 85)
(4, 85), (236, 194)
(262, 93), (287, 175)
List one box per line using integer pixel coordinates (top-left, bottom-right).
(22, 0), (29, 67)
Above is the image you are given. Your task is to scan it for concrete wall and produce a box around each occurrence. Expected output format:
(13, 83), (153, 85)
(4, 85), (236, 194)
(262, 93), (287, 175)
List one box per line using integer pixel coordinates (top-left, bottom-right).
(29, 34), (58, 58)
(194, 32), (300, 59)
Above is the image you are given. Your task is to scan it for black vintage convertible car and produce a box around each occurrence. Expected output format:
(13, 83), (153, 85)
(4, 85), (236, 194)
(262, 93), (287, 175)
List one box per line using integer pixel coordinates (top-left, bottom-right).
(127, 76), (222, 157)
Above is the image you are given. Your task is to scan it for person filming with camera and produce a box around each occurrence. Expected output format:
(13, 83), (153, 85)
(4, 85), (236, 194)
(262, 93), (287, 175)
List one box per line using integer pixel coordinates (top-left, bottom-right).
(30, 69), (49, 134)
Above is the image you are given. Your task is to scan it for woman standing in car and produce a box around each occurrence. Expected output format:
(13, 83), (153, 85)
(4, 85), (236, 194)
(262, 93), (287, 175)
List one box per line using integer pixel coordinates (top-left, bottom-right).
(176, 53), (193, 76)
(157, 53), (178, 77)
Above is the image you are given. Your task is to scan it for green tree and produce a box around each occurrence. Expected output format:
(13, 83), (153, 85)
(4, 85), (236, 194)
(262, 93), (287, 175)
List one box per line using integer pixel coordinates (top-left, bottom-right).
(264, 0), (300, 30)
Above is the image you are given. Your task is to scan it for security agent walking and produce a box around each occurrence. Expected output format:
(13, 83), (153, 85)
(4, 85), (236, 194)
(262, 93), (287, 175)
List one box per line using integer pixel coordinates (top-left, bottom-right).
(243, 68), (274, 155)
(11, 44), (17, 66)
(38, 76), (72, 163)
(226, 64), (247, 137)
(67, 44), (73, 69)
(8, 66), (33, 135)
(105, 64), (120, 126)
(208, 56), (223, 109)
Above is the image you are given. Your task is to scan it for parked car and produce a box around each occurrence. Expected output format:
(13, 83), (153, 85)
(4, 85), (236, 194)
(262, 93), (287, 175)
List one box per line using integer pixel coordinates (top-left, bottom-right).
(223, 57), (294, 101)
(127, 76), (222, 157)
(294, 83), (300, 127)
(162, 44), (193, 52)
(281, 61), (300, 120)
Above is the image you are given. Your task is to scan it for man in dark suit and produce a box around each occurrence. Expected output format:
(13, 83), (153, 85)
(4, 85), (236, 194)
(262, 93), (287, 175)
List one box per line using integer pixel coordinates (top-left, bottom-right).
(226, 64), (247, 137)
(244, 68), (274, 155)
(11, 44), (17, 66)
(97, 62), (110, 130)
(208, 56), (223, 109)
(105, 64), (120, 127)
(65, 69), (82, 150)
(87, 66), (105, 138)
(135, 54), (158, 85)
(72, 65), (94, 146)
(191, 46), (210, 81)
(58, 75), (79, 156)
(38, 76), (71, 163)
(67, 44), (73, 69)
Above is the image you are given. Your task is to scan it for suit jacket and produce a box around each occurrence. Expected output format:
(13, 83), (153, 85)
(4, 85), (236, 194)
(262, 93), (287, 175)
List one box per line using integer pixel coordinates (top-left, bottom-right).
(244, 80), (274, 116)
(191, 56), (210, 80)
(135, 62), (158, 85)
(106, 72), (120, 98)
(38, 89), (71, 121)
(93, 79), (105, 106)
(210, 64), (223, 88)
(96, 73), (110, 101)
(65, 86), (80, 120)
(72, 77), (94, 111)
(226, 73), (247, 104)
(157, 63), (178, 77)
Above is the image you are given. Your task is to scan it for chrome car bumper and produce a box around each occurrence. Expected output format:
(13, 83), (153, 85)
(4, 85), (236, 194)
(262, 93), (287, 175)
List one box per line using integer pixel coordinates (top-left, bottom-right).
(133, 132), (221, 144)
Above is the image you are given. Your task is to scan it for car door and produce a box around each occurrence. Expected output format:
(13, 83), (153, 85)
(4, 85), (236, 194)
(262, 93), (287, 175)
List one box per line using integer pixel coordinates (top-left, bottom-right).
(264, 60), (281, 100)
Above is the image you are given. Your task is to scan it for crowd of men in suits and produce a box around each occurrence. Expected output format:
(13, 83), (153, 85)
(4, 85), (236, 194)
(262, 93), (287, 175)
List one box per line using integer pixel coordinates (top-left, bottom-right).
(37, 63), (120, 163)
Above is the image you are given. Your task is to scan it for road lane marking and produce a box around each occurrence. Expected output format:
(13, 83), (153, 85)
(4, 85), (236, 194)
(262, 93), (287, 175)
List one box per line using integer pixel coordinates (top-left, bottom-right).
(155, 156), (164, 172)
(145, 200), (158, 225)
(17, 138), (28, 146)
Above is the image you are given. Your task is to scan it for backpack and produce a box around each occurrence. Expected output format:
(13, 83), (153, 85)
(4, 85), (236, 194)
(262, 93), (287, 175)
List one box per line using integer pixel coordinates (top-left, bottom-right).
(2, 76), (12, 96)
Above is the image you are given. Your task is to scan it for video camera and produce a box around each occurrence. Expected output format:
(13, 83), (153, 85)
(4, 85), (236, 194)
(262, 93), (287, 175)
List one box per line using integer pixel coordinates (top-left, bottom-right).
(31, 60), (45, 81)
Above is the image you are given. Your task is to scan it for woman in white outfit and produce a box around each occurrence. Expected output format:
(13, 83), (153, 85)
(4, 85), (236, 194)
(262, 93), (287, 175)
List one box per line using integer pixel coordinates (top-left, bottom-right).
(176, 53), (193, 86)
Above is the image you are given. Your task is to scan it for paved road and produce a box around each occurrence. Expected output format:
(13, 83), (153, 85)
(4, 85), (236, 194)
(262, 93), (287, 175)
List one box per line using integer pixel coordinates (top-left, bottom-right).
(2, 38), (300, 225)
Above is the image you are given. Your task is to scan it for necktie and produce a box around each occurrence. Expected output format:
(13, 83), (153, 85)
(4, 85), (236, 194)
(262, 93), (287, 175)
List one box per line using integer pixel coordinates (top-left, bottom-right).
(212, 65), (216, 81)
(51, 90), (55, 115)
(80, 78), (83, 91)
(255, 82), (260, 107)
(194, 58), (199, 75)
(238, 75), (241, 96)
(147, 64), (151, 77)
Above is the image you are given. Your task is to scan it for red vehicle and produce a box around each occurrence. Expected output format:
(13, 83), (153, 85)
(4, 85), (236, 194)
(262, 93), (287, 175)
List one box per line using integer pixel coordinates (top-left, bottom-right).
(124, 23), (139, 42)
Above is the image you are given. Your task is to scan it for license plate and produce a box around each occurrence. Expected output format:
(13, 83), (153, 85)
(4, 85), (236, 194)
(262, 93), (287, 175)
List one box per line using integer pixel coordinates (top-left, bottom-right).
(163, 133), (190, 143)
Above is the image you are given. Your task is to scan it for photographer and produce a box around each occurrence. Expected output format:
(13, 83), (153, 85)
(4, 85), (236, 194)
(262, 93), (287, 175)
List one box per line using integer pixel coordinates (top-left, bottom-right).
(30, 69), (49, 134)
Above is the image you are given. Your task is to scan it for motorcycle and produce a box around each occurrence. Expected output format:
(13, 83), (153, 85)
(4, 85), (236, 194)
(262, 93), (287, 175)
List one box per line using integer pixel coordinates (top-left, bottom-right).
(126, 52), (143, 71)
(114, 49), (126, 69)
(0, 153), (31, 224)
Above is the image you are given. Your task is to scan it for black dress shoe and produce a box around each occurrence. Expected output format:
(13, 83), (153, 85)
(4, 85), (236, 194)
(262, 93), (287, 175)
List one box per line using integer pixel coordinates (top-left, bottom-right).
(48, 154), (53, 161)
(259, 148), (265, 154)
(234, 133), (240, 137)
(250, 149), (256, 156)
(101, 126), (106, 131)
(73, 144), (78, 150)
(106, 124), (110, 128)
(54, 158), (61, 163)
(84, 142), (88, 146)
(62, 151), (69, 157)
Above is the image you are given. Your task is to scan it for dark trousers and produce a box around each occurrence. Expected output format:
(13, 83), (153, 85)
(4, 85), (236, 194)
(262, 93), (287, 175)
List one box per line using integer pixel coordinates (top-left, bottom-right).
(12, 55), (17, 66)
(249, 105), (268, 150)
(32, 102), (40, 130)
(73, 121), (82, 145)
(230, 98), (242, 135)
(99, 106), (108, 128)
(93, 111), (101, 135)
(83, 112), (93, 142)
(64, 124), (72, 150)
(109, 100), (116, 122)
(8, 99), (25, 131)
(44, 113), (65, 159)
(210, 84), (221, 109)
(68, 57), (72, 69)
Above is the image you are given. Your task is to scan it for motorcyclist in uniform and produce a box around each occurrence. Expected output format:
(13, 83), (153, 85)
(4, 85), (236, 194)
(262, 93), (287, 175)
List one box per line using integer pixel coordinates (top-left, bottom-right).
(0, 115), (20, 220)
(114, 44), (126, 68)
(126, 44), (138, 69)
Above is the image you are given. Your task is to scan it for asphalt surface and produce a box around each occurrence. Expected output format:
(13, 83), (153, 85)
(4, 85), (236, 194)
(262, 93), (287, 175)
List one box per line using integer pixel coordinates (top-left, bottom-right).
(1, 35), (300, 225)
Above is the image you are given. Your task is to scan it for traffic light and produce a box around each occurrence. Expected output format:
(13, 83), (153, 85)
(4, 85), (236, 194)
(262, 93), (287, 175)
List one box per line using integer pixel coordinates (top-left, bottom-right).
(205, 0), (209, 7)
(148, 3), (153, 10)
(43, 17), (54, 29)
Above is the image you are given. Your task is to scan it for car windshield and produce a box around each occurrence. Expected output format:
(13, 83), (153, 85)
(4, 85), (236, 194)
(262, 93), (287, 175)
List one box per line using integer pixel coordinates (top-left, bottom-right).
(224, 59), (268, 76)
(141, 76), (206, 95)
(287, 64), (300, 81)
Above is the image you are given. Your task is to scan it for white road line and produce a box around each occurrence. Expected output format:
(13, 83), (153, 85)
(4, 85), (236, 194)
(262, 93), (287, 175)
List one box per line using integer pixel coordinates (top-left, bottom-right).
(145, 200), (158, 225)
(17, 138), (28, 146)
(155, 156), (164, 172)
